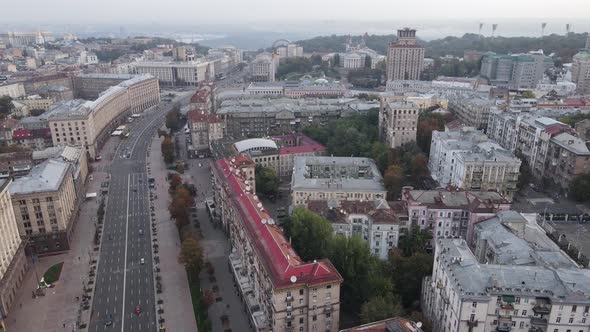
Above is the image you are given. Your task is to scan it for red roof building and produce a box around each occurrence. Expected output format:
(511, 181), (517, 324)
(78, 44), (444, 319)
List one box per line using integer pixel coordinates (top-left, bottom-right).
(212, 155), (342, 331)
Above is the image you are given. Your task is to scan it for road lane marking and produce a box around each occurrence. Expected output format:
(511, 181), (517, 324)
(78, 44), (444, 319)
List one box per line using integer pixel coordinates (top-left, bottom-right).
(120, 173), (131, 332)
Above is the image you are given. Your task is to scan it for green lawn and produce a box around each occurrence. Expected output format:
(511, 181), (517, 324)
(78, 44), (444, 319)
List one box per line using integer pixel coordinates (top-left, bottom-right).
(188, 272), (211, 332)
(43, 262), (64, 284)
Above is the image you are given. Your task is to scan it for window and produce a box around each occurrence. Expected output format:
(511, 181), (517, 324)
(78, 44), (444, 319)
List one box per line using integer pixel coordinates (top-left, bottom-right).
(299, 289), (304, 295)
(472, 302), (477, 308)
(312, 315), (317, 321)
(557, 317), (561, 323)
(522, 310), (527, 316)
(511, 321), (516, 327)
(493, 320), (497, 325)
(569, 318), (573, 324)
(469, 314), (475, 322)
(520, 322), (525, 328)
(572, 305), (577, 312)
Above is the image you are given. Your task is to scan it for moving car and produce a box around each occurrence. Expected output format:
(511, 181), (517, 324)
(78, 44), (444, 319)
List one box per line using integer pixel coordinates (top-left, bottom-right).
(140, 258), (145, 265)
(135, 306), (141, 314)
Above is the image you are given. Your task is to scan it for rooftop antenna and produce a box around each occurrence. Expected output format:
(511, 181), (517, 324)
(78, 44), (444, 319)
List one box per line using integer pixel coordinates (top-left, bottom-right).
(479, 23), (484, 38)
(541, 22), (547, 37)
(492, 24), (498, 37)
(566, 24), (571, 35)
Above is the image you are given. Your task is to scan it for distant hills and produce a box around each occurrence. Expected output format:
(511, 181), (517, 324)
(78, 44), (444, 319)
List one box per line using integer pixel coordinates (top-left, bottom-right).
(296, 33), (589, 62)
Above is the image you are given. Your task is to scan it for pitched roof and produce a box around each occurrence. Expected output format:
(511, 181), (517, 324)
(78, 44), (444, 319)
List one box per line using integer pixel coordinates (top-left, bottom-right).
(215, 157), (342, 289)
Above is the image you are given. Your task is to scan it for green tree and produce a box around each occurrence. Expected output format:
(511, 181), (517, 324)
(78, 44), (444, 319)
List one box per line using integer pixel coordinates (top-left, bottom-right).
(254, 165), (279, 198)
(389, 249), (433, 308)
(397, 224), (432, 256)
(285, 207), (334, 260)
(521, 90), (536, 99)
(179, 236), (203, 281)
(333, 53), (340, 67)
(360, 295), (404, 324)
(161, 135), (175, 164)
(364, 55), (372, 68)
(0, 96), (14, 119)
(570, 173), (590, 202)
(383, 164), (404, 200)
(165, 106), (182, 132)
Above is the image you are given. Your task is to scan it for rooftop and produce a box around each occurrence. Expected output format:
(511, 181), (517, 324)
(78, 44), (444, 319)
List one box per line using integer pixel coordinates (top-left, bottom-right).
(437, 237), (590, 302)
(186, 110), (222, 123)
(215, 157), (342, 289)
(9, 159), (70, 195)
(308, 199), (397, 225)
(292, 156), (386, 193)
(77, 73), (136, 80)
(340, 317), (423, 332)
(217, 97), (378, 115)
(403, 187), (509, 211)
(551, 132), (590, 155)
(234, 138), (278, 154)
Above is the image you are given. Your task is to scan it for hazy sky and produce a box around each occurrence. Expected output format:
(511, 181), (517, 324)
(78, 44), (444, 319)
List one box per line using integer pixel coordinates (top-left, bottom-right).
(6, 0), (590, 24)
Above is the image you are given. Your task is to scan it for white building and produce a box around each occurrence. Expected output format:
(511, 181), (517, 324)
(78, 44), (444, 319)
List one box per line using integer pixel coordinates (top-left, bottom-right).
(422, 211), (590, 332)
(250, 52), (278, 82)
(0, 83), (26, 99)
(307, 199), (401, 260)
(428, 127), (521, 200)
(291, 156), (387, 207)
(134, 61), (211, 86)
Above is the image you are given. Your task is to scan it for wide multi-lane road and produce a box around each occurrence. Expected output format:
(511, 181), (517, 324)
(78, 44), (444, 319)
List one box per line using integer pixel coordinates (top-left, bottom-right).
(89, 93), (191, 332)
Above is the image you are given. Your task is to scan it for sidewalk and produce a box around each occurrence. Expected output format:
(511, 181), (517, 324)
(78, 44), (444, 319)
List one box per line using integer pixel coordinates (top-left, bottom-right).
(7, 137), (121, 332)
(147, 130), (198, 332)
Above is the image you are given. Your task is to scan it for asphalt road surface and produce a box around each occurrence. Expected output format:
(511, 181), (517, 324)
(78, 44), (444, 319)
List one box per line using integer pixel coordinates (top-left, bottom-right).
(89, 95), (191, 332)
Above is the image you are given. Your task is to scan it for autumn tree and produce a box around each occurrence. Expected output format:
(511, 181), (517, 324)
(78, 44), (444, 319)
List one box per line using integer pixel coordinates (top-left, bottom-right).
(161, 135), (175, 164)
(383, 164), (404, 200)
(179, 236), (203, 281)
(165, 105), (182, 132)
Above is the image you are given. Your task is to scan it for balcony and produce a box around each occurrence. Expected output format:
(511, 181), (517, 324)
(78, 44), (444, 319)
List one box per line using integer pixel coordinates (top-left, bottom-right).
(532, 305), (551, 315)
(500, 303), (514, 310)
(467, 320), (478, 328)
(286, 295), (293, 302)
(497, 325), (512, 332)
(530, 317), (548, 326)
(286, 314), (294, 321)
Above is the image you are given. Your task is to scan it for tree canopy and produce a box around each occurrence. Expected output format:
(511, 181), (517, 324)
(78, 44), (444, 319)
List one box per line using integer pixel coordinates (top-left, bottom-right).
(0, 96), (14, 119)
(570, 174), (590, 202)
(254, 165), (279, 198)
(161, 135), (175, 164)
(165, 105), (182, 132)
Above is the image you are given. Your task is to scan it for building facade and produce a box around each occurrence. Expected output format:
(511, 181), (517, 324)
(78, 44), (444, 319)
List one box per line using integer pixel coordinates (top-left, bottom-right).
(480, 52), (553, 89)
(186, 111), (223, 156)
(0, 83), (26, 99)
(448, 96), (494, 130)
(291, 156), (387, 206)
(0, 179), (28, 318)
(212, 155), (343, 332)
(134, 61), (211, 86)
(308, 199), (400, 260)
(48, 74), (159, 158)
(402, 187), (511, 247)
(251, 52), (278, 82)
(9, 159), (77, 253)
(422, 212), (590, 332)
(379, 99), (420, 148)
(386, 28), (425, 81)
(428, 127), (521, 200)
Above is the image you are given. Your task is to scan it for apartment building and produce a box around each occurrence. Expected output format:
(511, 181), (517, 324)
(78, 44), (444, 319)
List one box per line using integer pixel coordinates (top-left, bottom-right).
(0, 179), (28, 318)
(378, 99), (420, 148)
(245, 81), (346, 98)
(19, 95), (54, 111)
(212, 155), (343, 332)
(33, 145), (89, 197)
(0, 83), (26, 98)
(47, 74), (159, 158)
(9, 159), (77, 253)
(189, 86), (214, 114)
(291, 156), (387, 207)
(422, 212), (590, 332)
(0, 151), (33, 179)
(486, 110), (585, 190)
(251, 52), (278, 82)
(545, 132), (590, 192)
(307, 199), (400, 260)
(186, 111), (223, 156)
(401, 187), (511, 247)
(216, 97), (378, 139)
(480, 52), (553, 89)
(386, 28), (425, 81)
(448, 96), (494, 130)
(571, 36), (590, 95)
(428, 128), (521, 200)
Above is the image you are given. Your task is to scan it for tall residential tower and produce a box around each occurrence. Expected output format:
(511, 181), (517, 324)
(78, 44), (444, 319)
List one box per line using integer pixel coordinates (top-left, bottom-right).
(386, 28), (425, 81)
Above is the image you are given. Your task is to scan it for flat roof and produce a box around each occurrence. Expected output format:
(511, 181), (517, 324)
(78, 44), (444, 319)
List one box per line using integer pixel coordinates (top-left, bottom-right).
(292, 156), (386, 193)
(9, 159), (70, 195)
